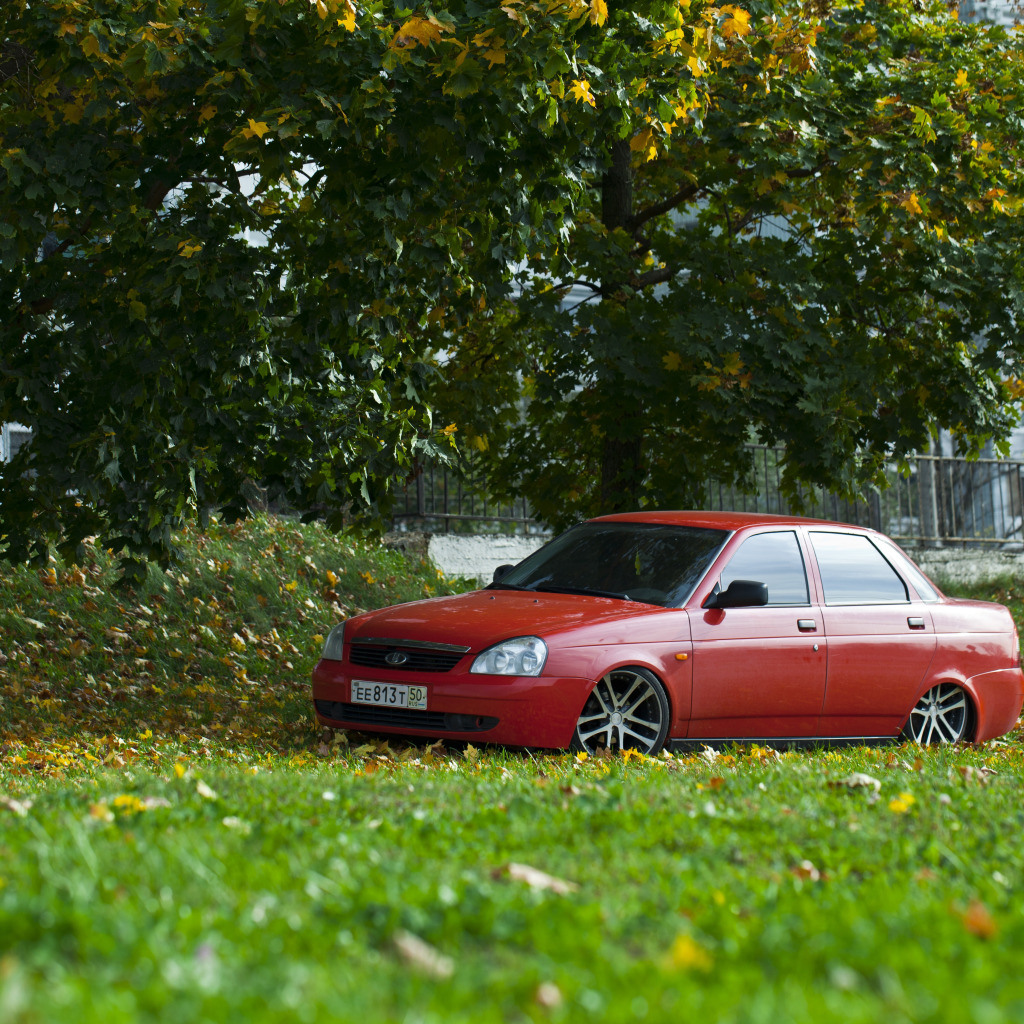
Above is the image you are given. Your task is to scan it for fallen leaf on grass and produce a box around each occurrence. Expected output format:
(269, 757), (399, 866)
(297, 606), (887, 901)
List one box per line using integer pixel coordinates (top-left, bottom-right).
(89, 802), (114, 822)
(829, 773), (881, 793)
(496, 862), (578, 895)
(534, 982), (563, 1008)
(791, 859), (821, 882)
(0, 795), (33, 817)
(665, 933), (713, 972)
(393, 930), (454, 979)
(957, 765), (997, 786)
(960, 899), (999, 939)
(888, 791), (915, 813)
(196, 780), (218, 800)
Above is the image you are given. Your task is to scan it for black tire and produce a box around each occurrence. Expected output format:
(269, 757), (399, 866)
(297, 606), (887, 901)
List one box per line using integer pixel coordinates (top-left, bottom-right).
(571, 667), (671, 755)
(901, 682), (973, 745)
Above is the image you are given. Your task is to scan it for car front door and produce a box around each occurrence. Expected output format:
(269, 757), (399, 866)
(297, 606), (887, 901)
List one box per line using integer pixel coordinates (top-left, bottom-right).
(688, 530), (827, 739)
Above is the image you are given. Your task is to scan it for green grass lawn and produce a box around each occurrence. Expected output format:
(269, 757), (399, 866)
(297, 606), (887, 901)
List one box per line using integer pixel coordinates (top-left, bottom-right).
(2, 518), (1023, 1022)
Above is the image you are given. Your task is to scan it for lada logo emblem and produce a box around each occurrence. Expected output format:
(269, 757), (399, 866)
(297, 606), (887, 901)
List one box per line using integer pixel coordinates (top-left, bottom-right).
(385, 651), (409, 666)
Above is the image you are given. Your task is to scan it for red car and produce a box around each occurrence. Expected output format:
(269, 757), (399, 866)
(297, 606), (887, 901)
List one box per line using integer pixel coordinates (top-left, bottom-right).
(312, 512), (1024, 753)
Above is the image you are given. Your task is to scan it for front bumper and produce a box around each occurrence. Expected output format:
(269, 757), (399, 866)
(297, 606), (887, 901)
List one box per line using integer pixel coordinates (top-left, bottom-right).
(311, 658), (595, 748)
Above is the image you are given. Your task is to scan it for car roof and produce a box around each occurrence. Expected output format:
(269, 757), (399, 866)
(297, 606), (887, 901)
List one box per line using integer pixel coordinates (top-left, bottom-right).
(590, 510), (874, 532)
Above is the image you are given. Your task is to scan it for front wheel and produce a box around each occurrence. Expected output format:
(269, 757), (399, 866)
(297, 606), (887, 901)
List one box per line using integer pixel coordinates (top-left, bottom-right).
(902, 682), (973, 745)
(571, 667), (671, 755)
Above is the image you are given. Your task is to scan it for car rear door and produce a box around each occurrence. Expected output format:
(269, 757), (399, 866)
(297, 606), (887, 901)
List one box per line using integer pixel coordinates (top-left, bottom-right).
(808, 530), (937, 737)
(689, 530), (827, 738)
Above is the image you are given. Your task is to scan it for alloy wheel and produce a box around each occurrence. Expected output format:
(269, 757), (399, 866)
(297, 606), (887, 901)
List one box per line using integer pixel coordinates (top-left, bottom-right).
(573, 668), (670, 754)
(903, 682), (971, 745)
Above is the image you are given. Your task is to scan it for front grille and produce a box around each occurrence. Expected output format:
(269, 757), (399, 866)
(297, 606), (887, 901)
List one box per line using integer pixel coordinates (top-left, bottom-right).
(350, 645), (465, 673)
(315, 700), (498, 733)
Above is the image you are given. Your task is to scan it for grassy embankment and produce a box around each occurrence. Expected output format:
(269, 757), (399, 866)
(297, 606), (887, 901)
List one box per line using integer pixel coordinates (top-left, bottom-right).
(2, 516), (1023, 1023)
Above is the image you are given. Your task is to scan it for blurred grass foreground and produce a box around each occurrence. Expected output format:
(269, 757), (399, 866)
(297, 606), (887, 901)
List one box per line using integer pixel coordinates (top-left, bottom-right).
(2, 516), (1024, 1023)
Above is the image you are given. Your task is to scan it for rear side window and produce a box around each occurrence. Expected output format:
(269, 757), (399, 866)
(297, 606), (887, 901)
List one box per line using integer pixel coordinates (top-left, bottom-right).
(875, 539), (940, 602)
(810, 532), (908, 605)
(720, 531), (809, 605)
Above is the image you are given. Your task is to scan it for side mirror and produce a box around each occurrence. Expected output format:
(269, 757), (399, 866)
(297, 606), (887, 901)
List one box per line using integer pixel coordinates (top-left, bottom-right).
(492, 564), (515, 584)
(703, 580), (769, 609)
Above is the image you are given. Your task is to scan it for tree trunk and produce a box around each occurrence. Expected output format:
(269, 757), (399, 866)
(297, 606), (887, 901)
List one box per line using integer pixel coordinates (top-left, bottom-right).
(597, 139), (644, 512)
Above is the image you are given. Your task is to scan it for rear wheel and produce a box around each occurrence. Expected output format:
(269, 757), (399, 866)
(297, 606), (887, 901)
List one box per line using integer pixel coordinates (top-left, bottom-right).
(902, 682), (973, 744)
(571, 667), (671, 755)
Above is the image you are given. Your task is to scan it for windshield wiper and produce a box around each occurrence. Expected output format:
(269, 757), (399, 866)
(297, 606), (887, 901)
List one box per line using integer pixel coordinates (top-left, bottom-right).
(532, 585), (633, 601)
(485, 581), (533, 591)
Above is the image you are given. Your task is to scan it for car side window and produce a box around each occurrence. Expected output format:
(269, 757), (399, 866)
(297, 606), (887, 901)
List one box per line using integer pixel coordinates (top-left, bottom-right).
(810, 532), (909, 604)
(720, 531), (809, 605)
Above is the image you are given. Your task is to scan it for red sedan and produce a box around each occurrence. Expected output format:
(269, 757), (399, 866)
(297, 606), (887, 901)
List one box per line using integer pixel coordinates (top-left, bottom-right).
(312, 512), (1024, 753)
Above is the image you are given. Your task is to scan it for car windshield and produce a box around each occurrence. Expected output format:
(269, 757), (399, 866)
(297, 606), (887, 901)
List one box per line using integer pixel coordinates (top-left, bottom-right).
(491, 522), (729, 607)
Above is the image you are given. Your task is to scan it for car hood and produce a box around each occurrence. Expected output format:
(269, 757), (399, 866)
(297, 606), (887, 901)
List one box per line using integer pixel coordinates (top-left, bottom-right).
(344, 588), (689, 652)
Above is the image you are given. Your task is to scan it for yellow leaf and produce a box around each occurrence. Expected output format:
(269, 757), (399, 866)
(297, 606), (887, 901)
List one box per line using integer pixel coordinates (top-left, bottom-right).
(340, 0), (357, 31)
(900, 193), (923, 216)
(326, 569), (339, 586)
(687, 55), (704, 78)
(482, 45), (506, 67)
(199, 104), (216, 123)
(589, 0), (608, 25)
(888, 791), (915, 813)
(81, 33), (101, 58)
(954, 68), (968, 89)
(667, 934), (713, 972)
(246, 118), (270, 139)
(442, 423), (458, 437)
(720, 5), (751, 37)
(630, 127), (654, 153)
(663, 352), (683, 371)
(59, 21), (78, 36)
(392, 16), (444, 49)
(569, 78), (596, 108)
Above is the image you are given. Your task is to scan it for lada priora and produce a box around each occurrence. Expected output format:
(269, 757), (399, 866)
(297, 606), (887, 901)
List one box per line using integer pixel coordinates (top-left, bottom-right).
(312, 512), (1024, 753)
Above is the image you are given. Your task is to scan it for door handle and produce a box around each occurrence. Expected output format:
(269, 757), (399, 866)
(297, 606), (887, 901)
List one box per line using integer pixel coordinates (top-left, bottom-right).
(908, 617), (926, 630)
(797, 619), (817, 632)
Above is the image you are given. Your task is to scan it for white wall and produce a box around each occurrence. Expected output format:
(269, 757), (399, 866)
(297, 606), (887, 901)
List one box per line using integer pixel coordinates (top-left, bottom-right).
(427, 534), (547, 583)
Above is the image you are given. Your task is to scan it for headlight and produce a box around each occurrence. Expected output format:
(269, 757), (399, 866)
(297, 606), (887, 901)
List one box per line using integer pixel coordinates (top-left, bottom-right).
(470, 636), (547, 677)
(321, 623), (346, 661)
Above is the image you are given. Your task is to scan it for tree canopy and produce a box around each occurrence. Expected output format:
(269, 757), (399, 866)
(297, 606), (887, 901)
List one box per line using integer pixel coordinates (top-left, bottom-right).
(2, 0), (1023, 566)
(434, 0), (1024, 528)
(0, 0), (607, 570)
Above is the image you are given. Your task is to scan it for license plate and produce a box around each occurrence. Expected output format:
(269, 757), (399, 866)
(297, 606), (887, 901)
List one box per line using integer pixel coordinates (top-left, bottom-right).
(351, 680), (428, 711)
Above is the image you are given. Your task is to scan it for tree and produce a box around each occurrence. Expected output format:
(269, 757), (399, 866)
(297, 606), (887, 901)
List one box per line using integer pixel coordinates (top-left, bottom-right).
(434, 0), (1024, 529)
(0, 0), (611, 573)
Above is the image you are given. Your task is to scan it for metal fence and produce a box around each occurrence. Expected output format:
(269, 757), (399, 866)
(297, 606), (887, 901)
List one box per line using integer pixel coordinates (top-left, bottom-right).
(703, 449), (1024, 548)
(393, 448), (1024, 548)
(391, 461), (547, 535)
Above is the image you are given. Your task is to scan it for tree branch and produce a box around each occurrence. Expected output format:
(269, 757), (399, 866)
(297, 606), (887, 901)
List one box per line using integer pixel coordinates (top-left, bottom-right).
(631, 266), (677, 290)
(628, 183), (700, 235)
